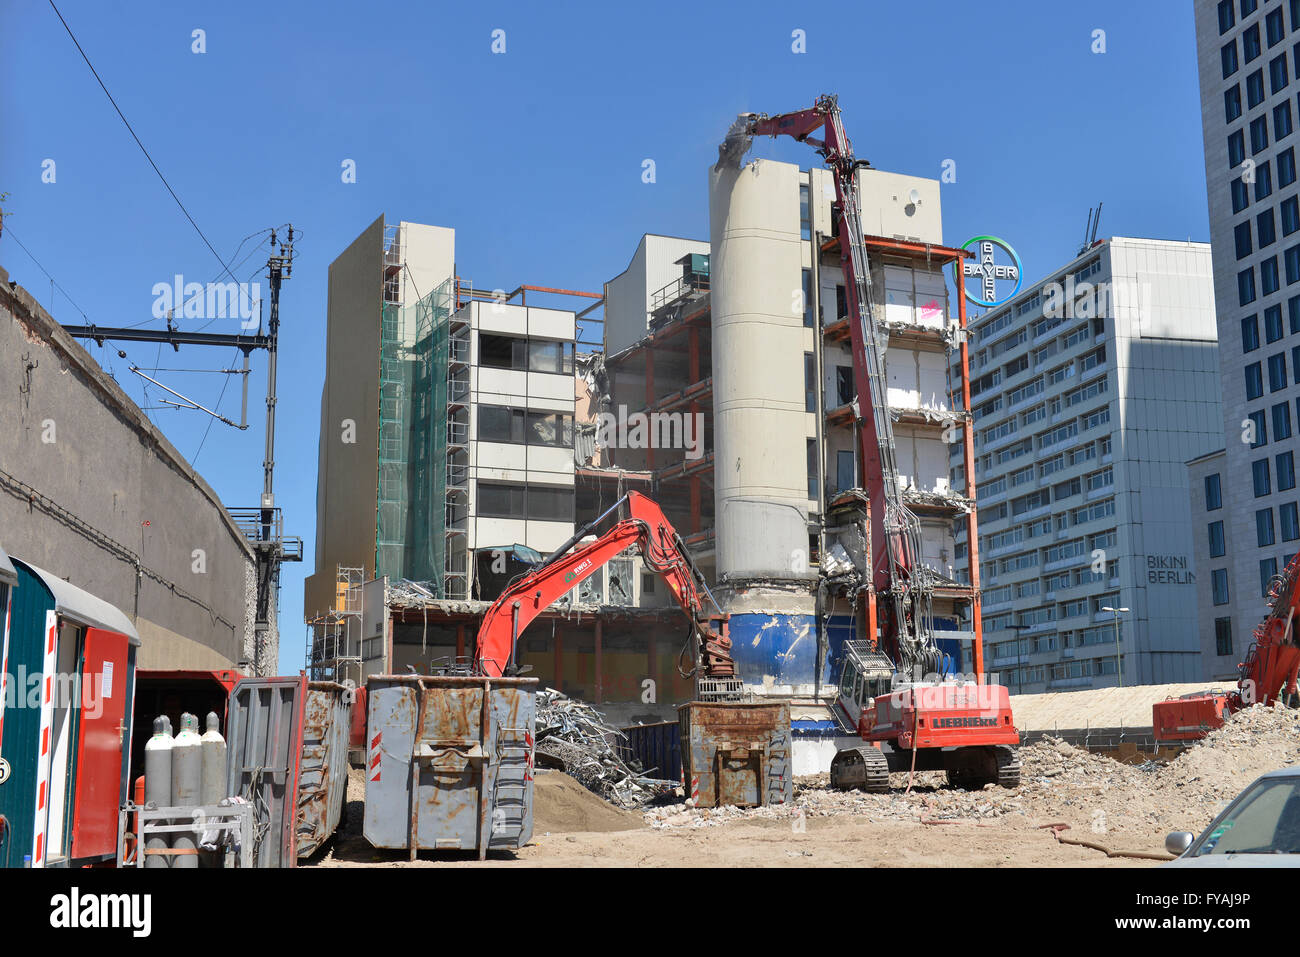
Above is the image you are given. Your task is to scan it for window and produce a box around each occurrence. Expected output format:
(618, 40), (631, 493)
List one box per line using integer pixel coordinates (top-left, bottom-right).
(835, 366), (854, 406)
(1276, 101), (1294, 140)
(1269, 6), (1286, 45)
(1215, 618), (1233, 657)
(1247, 360), (1265, 398)
(1244, 314), (1261, 351)
(1213, 568), (1230, 606)
(1286, 243), (1300, 284)
(1283, 502), (1300, 541)
(479, 333), (575, 374)
(807, 438), (818, 500)
(1224, 39), (1240, 78)
(477, 482), (574, 522)
(1266, 305), (1284, 342)
(1206, 473), (1224, 510)
(836, 450), (855, 492)
(799, 183), (811, 241)
(1255, 457), (1273, 496)
(1249, 67), (1267, 106)
(1221, 0), (1236, 32)
(1272, 53), (1290, 93)
(1234, 176), (1251, 212)
(1262, 556), (1280, 595)
(477, 406), (574, 448)
(527, 340), (576, 374)
(1257, 160), (1274, 199)
(1269, 351), (1288, 390)
(835, 285), (847, 320)
(1274, 400), (1293, 439)
(1292, 295), (1300, 333)
(1251, 115), (1270, 154)
(802, 269), (814, 327)
(1258, 507), (1276, 546)
(1227, 84), (1244, 122)
(1245, 23), (1262, 62)
(1210, 520), (1227, 558)
(1284, 196), (1300, 233)
(1281, 147), (1298, 186)
(1241, 266), (1257, 305)
(1230, 129), (1247, 167)
(1260, 210), (1278, 248)
(1278, 450), (1296, 490)
(1250, 408), (1269, 447)
(1293, 344), (1300, 380)
(1236, 220), (1254, 259)
(1263, 255), (1280, 294)
(804, 353), (816, 412)
(1242, 0), (1258, 18)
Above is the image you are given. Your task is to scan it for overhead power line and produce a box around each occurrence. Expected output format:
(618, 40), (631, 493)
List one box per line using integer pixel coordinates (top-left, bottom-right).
(47, 0), (236, 283)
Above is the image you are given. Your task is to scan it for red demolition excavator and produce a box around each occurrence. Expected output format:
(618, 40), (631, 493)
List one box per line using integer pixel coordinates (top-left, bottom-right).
(1154, 552), (1300, 745)
(717, 95), (1019, 790)
(471, 491), (736, 692)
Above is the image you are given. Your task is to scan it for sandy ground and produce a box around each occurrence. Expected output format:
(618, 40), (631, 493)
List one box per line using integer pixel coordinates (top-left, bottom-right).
(308, 767), (1154, 868)
(304, 705), (1300, 869)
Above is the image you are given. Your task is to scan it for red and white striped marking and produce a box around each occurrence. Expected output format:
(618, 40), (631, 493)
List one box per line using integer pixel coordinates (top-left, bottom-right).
(524, 730), (534, 782)
(31, 613), (57, 868)
(369, 731), (383, 783)
(689, 776), (699, 805)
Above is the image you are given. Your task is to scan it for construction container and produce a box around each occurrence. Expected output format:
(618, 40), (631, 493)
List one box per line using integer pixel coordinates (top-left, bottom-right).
(224, 676), (352, 866)
(619, 720), (681, 782)
(0, 555), (140, 868)
(130, 669), (243, 784)
(678, 701), (792, 809)
(364, 674), (537, 858)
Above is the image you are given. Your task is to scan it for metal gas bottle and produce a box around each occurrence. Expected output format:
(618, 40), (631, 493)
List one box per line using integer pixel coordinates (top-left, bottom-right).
(143, 716), (173, 869)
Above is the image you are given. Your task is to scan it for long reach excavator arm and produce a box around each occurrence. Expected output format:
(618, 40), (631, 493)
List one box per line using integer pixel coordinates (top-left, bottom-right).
(472, 491), (734, 683)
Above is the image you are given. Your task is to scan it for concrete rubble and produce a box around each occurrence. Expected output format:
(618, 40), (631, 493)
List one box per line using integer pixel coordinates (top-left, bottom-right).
(535, 688), (677, 810)
(644, 704), (1300, 840)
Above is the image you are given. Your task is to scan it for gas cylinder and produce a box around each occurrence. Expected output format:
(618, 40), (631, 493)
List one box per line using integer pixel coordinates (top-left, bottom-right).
(171, 712), (202, 869)
(143, 716), (173, 869)
(200, 711), (226, 806)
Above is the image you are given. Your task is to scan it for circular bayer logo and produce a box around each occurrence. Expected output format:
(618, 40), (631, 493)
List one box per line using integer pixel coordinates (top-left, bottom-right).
(0, 758), (9, 785)
(956, 235), (1022, 308)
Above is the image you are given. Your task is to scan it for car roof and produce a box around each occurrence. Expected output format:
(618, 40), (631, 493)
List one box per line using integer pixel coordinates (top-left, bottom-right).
(1254, 765), (1300, 780)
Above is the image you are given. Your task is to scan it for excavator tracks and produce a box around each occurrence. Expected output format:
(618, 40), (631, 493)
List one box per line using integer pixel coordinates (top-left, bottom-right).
(829, 746), (891, 793)
(994, 745), (1021, 789)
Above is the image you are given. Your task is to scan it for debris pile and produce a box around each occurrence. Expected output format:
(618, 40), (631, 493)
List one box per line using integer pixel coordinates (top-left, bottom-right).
(647, 706), (1300, 840)
(535, 689), (677, 809)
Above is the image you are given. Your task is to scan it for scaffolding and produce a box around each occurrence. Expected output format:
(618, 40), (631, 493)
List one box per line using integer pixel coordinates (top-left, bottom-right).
(305, 565), (365, 684)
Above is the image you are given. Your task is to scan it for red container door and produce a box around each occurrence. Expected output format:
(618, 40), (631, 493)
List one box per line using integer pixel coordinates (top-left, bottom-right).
(71, 628), (129, 860)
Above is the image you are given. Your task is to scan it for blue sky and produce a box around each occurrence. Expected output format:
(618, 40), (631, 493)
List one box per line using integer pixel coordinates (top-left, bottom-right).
(0, 0), (1209, 672)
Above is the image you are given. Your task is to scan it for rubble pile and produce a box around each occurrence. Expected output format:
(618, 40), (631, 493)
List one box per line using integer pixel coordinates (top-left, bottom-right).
(535, 689), (677, 809)
(646, 706), (1300, 838)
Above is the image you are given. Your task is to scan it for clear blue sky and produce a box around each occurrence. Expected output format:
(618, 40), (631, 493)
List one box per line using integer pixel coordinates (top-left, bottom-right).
(0, 0), (1209, 672)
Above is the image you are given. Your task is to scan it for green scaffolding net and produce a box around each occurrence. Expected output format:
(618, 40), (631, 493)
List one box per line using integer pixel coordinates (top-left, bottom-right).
(376, 278), (458, 592)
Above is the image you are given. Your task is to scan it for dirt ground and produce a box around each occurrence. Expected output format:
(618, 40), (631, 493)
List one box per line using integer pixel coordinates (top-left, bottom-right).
(306, 705), (1300, 869)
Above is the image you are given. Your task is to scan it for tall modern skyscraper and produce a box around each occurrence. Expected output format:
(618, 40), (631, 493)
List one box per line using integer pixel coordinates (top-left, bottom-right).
(1192, 0), (1300, 678)
(952, 239), (1220, 692)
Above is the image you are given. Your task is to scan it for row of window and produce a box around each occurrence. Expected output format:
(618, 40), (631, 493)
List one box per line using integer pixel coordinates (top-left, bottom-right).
(1243, 396), (1300, 447)
(1221, 2), (1296, 78)
(478, 407), (575, 449)
(1240, 294), (1300, 350)
(476, 481), (575, 522)
(1229, 149), (1297, 214)
(1235, 240), (1300, 305)
(479, 333), (576, 375)
(1210, 550), (1298, 606)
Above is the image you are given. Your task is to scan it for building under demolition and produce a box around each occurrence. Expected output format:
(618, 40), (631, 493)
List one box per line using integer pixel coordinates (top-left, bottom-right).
(305, 147), (981, 729)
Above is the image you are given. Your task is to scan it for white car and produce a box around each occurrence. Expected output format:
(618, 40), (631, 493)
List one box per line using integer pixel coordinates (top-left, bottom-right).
(1165, 766), (1300, 867)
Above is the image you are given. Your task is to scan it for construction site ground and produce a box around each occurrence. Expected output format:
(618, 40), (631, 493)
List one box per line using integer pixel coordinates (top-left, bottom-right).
(309, 705), (1300, 868)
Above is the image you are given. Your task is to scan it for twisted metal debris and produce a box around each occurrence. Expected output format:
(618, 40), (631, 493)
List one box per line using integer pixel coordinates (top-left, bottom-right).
(535, 688), (677, 809)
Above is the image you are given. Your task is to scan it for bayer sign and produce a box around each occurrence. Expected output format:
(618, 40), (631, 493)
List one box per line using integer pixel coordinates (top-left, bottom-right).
(957, 235), (1022, 308)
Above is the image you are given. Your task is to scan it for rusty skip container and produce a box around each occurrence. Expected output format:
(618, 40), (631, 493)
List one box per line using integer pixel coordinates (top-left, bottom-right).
(295, 682), (352, 858)
(364, 675), (537, 859)
(678, 701), (793, 809)
(225, 676), (352, 866)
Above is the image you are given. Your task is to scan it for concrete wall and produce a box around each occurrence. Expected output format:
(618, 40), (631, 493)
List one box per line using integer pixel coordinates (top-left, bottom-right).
(305, 215), (385, 616)
(604, 234), (710, 356)
(0, 267), (256, 671)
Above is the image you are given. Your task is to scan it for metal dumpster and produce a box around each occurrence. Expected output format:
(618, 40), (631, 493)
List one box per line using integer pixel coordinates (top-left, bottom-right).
(224, 676), (352, 866)
(678, 701), (792, 809)
(364, 675), (536, 859)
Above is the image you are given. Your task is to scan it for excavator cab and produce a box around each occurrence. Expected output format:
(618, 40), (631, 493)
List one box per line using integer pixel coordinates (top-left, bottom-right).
(834, 641), (895, 733)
